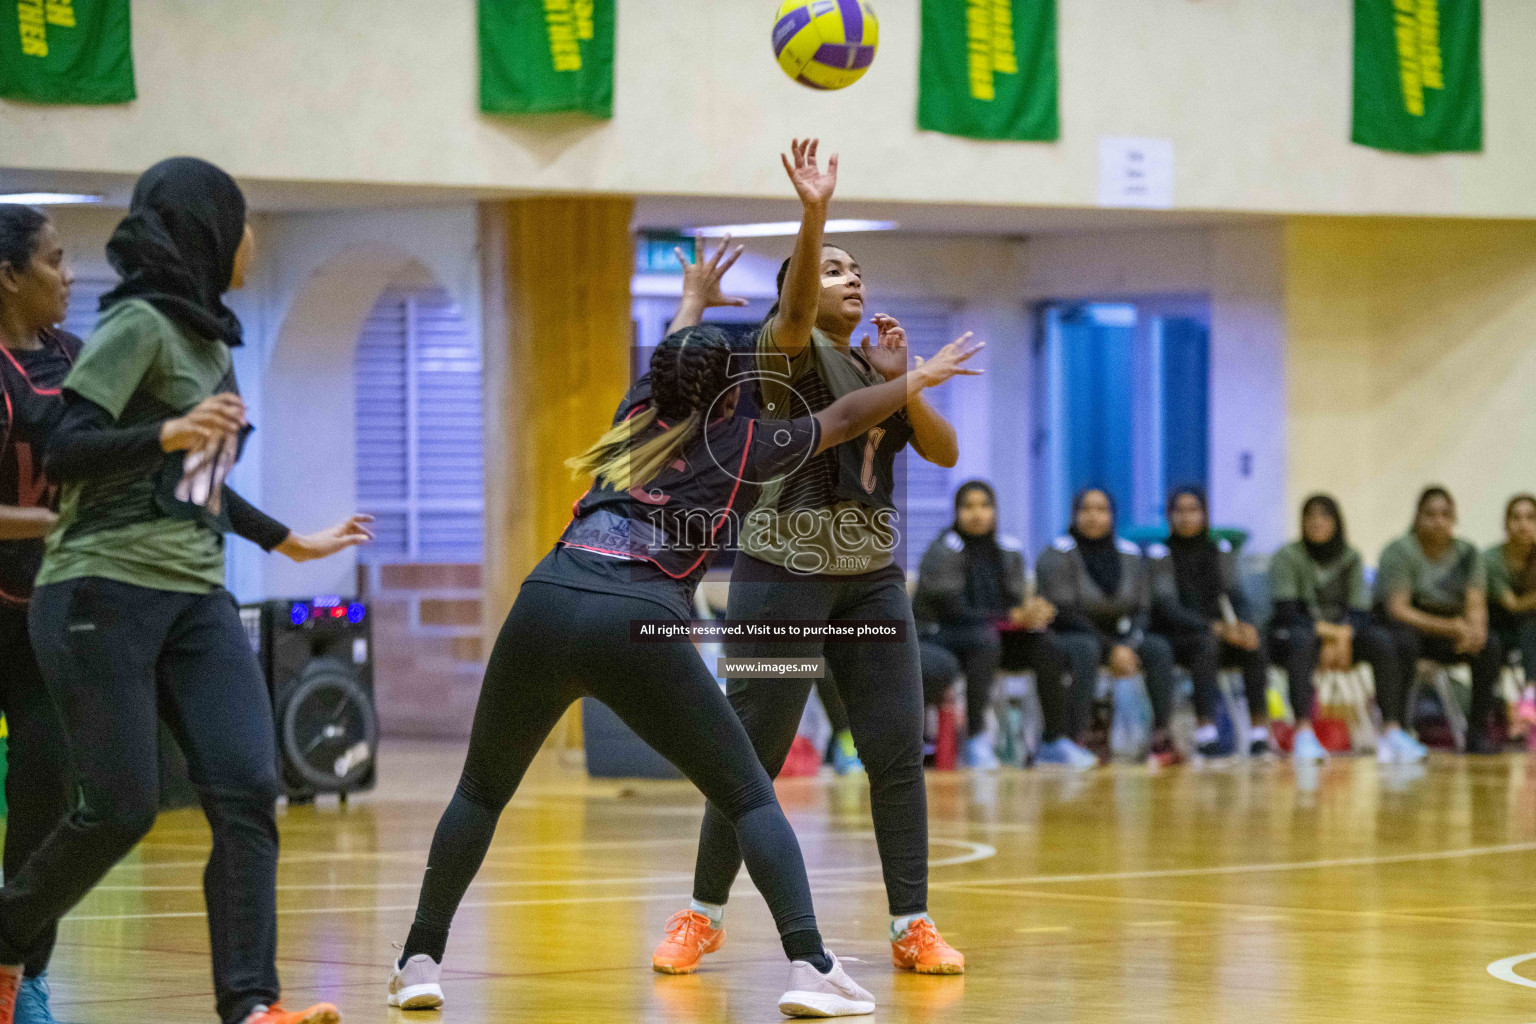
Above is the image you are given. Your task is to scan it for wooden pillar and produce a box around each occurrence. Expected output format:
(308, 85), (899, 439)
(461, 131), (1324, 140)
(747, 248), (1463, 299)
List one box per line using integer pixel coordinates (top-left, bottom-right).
(480, 198), (634, 751)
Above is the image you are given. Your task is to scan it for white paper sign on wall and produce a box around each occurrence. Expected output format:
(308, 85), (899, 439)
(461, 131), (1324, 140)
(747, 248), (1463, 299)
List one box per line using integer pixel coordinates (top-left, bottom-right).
(1098, 137), (1175, 209)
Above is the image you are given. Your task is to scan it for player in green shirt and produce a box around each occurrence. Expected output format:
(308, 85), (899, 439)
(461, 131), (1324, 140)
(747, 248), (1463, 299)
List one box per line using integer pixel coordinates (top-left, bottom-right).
(0, 159), (370, 1024)
(1267, 494), (1404, 763)
(1374, 486), (1503, 755)
(1484, 494), (1536, 683)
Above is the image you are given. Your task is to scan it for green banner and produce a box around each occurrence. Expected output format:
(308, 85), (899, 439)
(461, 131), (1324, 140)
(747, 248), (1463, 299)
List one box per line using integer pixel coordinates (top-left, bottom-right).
(0, 0), (134, 104)
(1352, 0), (1480, 153)
(918, 0), (1058, 142)
(479, 0), (614, 118)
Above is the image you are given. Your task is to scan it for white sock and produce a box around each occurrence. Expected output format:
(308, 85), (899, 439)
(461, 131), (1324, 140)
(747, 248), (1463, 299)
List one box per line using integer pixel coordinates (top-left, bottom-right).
(1248, 725), (1269, 742)
(891, 911), (932, 939)
(1193, 723), (1219, 745)
(689, 899), (725, 929)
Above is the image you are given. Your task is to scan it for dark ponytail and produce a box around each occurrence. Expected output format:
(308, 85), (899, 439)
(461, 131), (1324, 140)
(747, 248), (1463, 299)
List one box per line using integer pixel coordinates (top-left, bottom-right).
(0, 204), (49, 278)
(566, 325), (734, 490)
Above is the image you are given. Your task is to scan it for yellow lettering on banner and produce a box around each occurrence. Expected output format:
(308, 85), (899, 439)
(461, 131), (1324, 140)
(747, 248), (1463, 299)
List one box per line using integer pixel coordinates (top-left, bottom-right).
(991, 0), (1017, 75)
(1394, 11), (1423, 115)
(544, 0), (581, 72)
(1417, 0), (1443, 89)
(43, 0), (72, 27)
(17, 0), (47, 57)
(966, 0), (993, 101)
(573, 0), (594, 42)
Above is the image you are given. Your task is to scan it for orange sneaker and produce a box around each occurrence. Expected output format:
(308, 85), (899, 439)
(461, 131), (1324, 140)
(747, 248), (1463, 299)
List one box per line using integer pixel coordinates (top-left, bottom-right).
(242, 1002), (341, 1024)
(652, 910), (725, 974)
(0, 963), (21, 1024)
(891, 917), (965, 975)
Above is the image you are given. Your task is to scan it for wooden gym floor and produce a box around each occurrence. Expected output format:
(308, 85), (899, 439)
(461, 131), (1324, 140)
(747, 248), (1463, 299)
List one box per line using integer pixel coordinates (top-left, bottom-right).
(29, 741), (1536, 1023)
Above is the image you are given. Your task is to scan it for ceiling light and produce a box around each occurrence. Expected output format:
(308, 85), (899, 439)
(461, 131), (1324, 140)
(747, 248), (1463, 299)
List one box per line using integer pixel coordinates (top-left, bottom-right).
(684, 219), (898, 238)
(0, 192), (105, 205)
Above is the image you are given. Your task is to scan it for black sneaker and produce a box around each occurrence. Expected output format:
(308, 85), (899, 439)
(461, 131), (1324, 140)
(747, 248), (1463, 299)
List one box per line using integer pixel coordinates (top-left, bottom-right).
(1249, 738), (1271, 757)
(1196, 740), (1224, 759)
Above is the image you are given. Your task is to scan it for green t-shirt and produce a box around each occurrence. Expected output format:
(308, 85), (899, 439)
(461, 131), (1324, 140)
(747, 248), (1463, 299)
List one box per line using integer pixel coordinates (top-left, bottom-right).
(1268, 541), (1369, 623)
(1373, 533), (1485, 616)
(1484, 543), (1536, 604)
(36, 299), (234, 594)
(738, 319), (900, 576)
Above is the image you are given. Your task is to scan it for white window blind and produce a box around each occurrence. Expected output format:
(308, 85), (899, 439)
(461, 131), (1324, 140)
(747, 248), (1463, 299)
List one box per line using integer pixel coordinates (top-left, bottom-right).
(354, 286), (483, 563)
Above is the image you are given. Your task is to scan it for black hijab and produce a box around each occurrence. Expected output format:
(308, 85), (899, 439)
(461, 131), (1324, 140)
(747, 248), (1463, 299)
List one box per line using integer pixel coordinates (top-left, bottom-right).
(1300, 493), (1346, 565)
(1070, 487), (1122, 596)
(1166, 486), (1222, 618)
(953, 480), (1005, 614)
(100, 157), (248, 347)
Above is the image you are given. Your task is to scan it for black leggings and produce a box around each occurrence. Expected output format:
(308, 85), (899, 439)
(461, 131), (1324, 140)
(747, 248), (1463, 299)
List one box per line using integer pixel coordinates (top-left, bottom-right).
(0, 605), (72, 979)
(405, 581), (821, 964)
(692, 555), (928, 918)
(13, 578), (281, 1024)
(1268, 621), (1400, 723)
(928, 622), (1001, 739)
(1166, 630), (1269, 723)
(1047, 630), (1177, 734)
(1491, 608), (1536, 681)
(924, 622), (1071, 741)
(1378, 618), (1503, 729)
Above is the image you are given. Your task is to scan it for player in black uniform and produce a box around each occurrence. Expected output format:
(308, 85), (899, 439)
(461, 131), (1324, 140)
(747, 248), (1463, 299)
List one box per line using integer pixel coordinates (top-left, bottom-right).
(0, 204), (78, 1024)
(388, 324), (981, 1018)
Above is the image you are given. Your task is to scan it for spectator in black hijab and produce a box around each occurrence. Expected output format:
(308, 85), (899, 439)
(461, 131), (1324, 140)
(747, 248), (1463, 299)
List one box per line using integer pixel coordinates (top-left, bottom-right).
(1035, 488), (1179, 766)
(1148, 487), (1269, 758)
(914, 481), (1086, 769)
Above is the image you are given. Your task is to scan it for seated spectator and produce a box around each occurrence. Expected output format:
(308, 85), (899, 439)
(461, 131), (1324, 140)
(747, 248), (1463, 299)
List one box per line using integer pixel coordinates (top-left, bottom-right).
(1485, 494), (1536, 681)
(914, 481), (1091, 770)
(1268, 494), (1401, 763)
(1147, 487), (1270, 758)
(1375, 486), (1503, 756)
(1036, 488), (1179, 766)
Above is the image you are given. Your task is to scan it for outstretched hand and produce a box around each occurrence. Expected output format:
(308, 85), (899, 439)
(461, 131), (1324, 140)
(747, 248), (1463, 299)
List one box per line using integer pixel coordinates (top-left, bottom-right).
(674, 234), (748, 311)
(911, 332), (985, 389)
(277, 514), (376, 563)
(782, 138), (838, 209)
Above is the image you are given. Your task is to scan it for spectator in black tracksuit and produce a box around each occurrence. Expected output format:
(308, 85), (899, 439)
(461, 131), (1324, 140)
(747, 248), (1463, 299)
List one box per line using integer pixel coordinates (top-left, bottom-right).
(0, 204), (79, 1024)
(1036, 488), (1180, 765)
(913, 480), (1090, 770)
(1147, 487), (1270, 758)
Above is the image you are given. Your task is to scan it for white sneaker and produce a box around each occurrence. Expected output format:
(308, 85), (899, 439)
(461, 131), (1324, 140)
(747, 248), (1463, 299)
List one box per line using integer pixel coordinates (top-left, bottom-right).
(1292, 725), (1329, 763)
(1389, 728), (1428, 763)
(963, 734), (1001, 771)
(387, 951), (444, 1010)
(777, 951), (875, 1018)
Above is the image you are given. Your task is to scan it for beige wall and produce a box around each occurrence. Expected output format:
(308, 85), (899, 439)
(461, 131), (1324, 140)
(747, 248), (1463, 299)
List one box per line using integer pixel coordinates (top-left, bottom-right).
(1285, 218), (1536, 560)
(4, 1), (1536, 217)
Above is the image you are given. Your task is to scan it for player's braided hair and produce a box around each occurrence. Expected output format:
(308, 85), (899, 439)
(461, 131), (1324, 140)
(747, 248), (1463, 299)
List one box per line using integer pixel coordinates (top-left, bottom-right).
(649, 326), (733, 421)
(566, 325), (736, 491)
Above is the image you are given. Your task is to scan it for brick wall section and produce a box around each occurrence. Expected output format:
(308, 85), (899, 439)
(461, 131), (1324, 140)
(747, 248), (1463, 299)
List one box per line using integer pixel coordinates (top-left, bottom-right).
(359, 562), (485, 739)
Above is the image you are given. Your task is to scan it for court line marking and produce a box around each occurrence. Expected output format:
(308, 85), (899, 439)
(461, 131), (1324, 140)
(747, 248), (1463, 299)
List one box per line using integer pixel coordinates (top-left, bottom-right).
(66, 839), (1536, 926)
(70, 840), (994, 913)
(1488, 952), (1536, 989)
(934, 883), (1536, 934)
(94, 835), (994, 889)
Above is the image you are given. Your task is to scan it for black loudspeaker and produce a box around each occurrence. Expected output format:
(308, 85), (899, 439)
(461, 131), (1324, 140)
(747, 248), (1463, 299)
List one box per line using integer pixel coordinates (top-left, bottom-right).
(241, 598), (379, 802)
